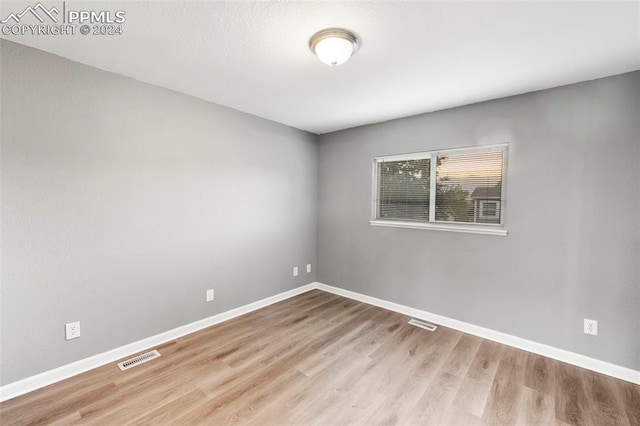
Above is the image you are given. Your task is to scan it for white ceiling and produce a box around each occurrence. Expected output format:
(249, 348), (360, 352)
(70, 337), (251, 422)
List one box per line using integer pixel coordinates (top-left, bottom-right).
(2, 1), (639, 134)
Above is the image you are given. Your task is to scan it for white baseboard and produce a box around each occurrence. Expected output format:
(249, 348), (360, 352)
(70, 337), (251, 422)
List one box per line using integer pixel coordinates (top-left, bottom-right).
(3, 281), (637, 402)
(316, 283), (640, 386)
(0, 283), (317, 402)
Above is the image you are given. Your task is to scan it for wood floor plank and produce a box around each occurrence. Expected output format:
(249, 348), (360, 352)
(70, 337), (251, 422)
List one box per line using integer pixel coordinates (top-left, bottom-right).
(466, 338), (504, 386)
(316, 346), (390, 425)
(249, 349), (377, 425)
(347, 309), (402, 358)
(294, 306), (379, 377)
(443, 405), (483, 425)
(276, 320), (389, 423)
(47, 410), (82, 425)
(130, 388), (207, 425)
(440, 333), (483, 378)
(367, 326), (430, 397)
(186, 368), (307, 425)
(80, 360), (225, 424)
(405, 370), (465, 425)
(525, 352), (557, 396)
(403, 333), (482, 425)
(1, 382), (116, 426)
(0, 362), (119, 418)
(554, 361), (590, 426)
(284, 355), (380, 425)
(366, 327), (462, 425)
(173, 306), (368, 423)
(481, 345), (528, 425)
(452, 376), (492, 418)
(581, 370), (630, 426)
(620, 380), (640, 426)
(516, 386), (557, 425)
(1, 289), (638, 426)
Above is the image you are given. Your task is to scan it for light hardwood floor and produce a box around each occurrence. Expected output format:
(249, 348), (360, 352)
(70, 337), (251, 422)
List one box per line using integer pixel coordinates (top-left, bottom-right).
(1, 289), (638, 425)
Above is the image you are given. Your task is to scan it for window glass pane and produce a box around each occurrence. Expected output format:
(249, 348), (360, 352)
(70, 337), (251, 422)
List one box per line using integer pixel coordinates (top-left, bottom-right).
(435, 151), (503, 224)
(481, 202), (498, 217)
(378, 158), (430, 221)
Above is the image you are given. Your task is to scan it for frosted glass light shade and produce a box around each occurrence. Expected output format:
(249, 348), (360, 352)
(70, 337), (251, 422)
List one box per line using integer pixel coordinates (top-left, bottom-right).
(314, 37), (354, 66)
(309, 28), (359, 67)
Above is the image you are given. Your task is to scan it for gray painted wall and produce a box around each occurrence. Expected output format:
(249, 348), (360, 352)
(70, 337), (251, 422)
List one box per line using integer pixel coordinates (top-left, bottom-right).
(1, 38), (638, 387)
(0, 41), (318, 385)
(318, 72), (640, 371)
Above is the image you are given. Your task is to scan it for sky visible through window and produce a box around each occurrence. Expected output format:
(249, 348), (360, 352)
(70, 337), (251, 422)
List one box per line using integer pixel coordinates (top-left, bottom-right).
(436, 151), (503, 195)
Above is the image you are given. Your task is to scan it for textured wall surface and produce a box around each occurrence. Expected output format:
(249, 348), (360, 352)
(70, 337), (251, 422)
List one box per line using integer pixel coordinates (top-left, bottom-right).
(0, 41), (318, 385)
(318, 72), (640, 370)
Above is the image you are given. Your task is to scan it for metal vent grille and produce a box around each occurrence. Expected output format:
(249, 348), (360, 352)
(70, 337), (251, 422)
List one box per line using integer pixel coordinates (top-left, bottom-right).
(117, 350), (161, 371)
(408, 319), (438, 332)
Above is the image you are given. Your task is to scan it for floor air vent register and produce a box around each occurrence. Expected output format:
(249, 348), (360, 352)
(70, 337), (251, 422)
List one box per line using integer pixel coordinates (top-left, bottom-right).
(117, 350), (161, 371)
(408, 319), (438, 332)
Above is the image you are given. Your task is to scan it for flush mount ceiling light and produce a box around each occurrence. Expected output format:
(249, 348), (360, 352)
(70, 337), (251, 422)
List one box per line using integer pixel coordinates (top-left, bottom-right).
(309, 28), (359, 67)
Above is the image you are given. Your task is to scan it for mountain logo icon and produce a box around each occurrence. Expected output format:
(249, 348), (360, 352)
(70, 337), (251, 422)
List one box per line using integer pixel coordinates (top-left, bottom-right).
(1, 3), (59, 24)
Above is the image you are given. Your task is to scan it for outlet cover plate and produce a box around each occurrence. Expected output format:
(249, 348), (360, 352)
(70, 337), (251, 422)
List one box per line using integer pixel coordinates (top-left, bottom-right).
(206, 289), (214, 302)
(293, 267), (299, 277)
(584, 319), (598, 336)
(306, 264), (311, 273)
(65, 321), (80, 340)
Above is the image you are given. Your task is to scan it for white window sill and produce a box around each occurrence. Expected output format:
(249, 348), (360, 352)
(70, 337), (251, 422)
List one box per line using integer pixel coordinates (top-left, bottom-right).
(370, 219), (508, 236)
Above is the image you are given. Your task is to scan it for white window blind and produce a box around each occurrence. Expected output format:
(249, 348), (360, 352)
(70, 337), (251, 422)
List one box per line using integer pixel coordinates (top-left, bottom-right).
(435, 150), (504, 224)
(378, 158), (431, 221)
(372, 145), (507, 235)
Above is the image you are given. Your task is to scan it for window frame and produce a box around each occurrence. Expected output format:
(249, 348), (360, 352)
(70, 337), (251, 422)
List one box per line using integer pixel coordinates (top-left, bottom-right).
(370, 144), (508, 236)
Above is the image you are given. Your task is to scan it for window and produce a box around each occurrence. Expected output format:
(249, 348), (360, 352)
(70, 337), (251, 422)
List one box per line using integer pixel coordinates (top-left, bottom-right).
(371, 144), (508, 235)
(479, 201), (499, 219)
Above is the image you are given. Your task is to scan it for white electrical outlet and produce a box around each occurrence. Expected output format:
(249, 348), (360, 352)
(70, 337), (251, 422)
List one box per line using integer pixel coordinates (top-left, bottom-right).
(306, 264), (311, 273)
(293, 266), (299, 277)
(206, 289), (214, 302)
(65, 321), (81, 340)
(584, 319), (598, 336)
